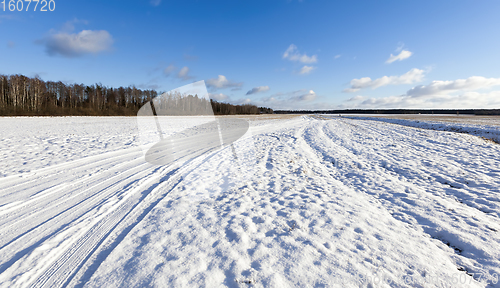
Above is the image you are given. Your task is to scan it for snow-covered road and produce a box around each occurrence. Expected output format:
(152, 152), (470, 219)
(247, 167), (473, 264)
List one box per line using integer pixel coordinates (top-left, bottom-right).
(0, 116), (499, 287)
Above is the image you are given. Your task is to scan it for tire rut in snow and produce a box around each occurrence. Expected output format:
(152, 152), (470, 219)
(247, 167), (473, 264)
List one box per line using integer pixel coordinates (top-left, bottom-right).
(303, 118), (500, 285)
(29, 166), (182, 288)
(0, 148), (143, 204)
(28, 141), (243, 288)
(0, 158), (153, 269)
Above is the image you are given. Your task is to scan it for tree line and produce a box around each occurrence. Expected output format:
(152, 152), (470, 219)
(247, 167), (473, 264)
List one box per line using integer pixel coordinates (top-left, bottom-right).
(275, 109), (500, 115)
(210, 100), (273, 115)
(0, 74), (273, 116)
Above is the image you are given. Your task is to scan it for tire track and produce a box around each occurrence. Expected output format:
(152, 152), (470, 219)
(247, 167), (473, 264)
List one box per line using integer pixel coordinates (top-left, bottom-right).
(64, 129), (286, 288)
(0, 160), (162, 284)
(0, 148), (174, 286)
(331, 119), (500, 216)
(0, 147), (143, 204)
(0, 157), (148, 225)
(301, 118), (500, 286)
(28, 165), (178, 288)
(0, 156), (152, 241)
(0, 160), (154, 255)
(12, 140), (243, 288)
(64, 143), (247, 288)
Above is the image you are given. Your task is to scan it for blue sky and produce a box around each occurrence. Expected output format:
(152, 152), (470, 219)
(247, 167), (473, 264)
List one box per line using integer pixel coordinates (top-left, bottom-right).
(1, 0), (500, 110)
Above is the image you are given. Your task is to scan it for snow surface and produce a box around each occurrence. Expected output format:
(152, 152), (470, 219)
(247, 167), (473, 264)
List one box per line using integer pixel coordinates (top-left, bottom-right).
(0, 115), (499, 287)
(341, 115), (500, 144)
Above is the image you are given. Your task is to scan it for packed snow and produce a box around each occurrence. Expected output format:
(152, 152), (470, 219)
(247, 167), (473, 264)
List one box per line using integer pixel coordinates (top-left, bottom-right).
(0, 115), (499, 287)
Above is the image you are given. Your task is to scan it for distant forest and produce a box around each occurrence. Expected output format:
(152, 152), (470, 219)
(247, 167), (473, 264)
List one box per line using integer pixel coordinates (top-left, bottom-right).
(0, 74), (273, 116)
(275, 109), (500, 115)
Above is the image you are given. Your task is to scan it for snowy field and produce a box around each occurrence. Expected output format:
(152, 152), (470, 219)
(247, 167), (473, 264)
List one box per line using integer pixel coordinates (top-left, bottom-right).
(341, 115), (500, 144)
(1, 115), (499, 287)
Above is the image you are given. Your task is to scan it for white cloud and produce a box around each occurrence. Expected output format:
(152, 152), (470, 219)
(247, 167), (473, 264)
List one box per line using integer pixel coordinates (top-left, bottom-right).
(208, 93), (229, 101)
(176, 66), (194, 81)
(246, 86), (270, 95)
(40, 30), (113, 57)
(283, 44), (318, 64)
(386, 50), (413, 64)
(334, 54), (341, 59)
(264, 89), (316, 103)
(344, 76), (500, 109)
(343, 68), (425, 93)
(206, 75), (243, 90)
(345, 91), (500, 109)
(292, 90), (316, 101)
(406, 76), (500, 97)
(163, 64), (176, 76)
(256, 89), (323, 110)
(299, 65), (315, 75)
(346, 95), (366, 102)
